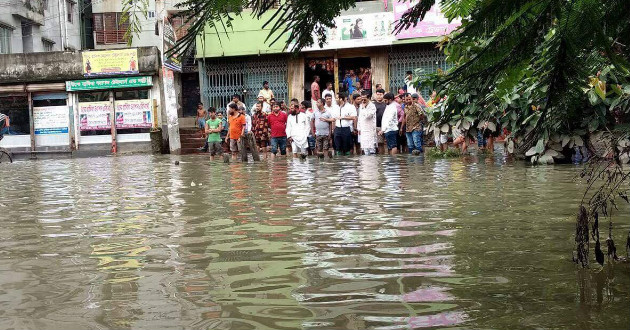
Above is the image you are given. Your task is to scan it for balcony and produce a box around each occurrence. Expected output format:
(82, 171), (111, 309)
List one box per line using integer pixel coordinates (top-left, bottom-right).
(94, 30), (128, 45)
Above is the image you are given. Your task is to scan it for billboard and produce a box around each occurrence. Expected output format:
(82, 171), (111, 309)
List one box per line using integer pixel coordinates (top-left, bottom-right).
(393, 1), (461, 40)
(82, 49), (140, 77)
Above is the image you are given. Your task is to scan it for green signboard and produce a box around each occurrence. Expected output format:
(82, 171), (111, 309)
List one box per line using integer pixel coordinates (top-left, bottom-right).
(66, 76), (153, 91)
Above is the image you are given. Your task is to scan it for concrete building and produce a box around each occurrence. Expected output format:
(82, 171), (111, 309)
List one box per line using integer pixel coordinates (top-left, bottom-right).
(90, 0), (199, 119)
(195, 0), (459, 110)
(0, 47), (171, 158)
(0, 0), (84, 54)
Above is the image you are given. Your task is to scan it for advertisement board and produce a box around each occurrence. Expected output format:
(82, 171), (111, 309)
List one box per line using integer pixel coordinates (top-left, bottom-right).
(78, 101), (112, 131)
(114, 99), (153, 129)
(163, 20), (182, 72)
(300, 12), (396, 51)
(33, 106), (70, 135)
(393, 1), (461, 39)
(66, 76), (153, 92)
(82, 49), (139, 77)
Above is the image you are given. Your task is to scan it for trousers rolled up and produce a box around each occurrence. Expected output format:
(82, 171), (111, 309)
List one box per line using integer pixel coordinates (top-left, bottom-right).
(333, 127), (353, 154)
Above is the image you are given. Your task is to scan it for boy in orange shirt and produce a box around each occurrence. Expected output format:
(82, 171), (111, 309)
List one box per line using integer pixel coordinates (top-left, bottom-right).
(226, 103), (246, 160)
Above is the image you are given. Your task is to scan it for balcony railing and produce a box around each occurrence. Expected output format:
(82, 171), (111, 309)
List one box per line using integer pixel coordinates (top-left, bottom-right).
(94, 30), (128, 45)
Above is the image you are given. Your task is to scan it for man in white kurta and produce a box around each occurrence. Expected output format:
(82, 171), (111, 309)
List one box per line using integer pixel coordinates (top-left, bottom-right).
(357, 92), (377, 155)
(286, 106), (311, 158)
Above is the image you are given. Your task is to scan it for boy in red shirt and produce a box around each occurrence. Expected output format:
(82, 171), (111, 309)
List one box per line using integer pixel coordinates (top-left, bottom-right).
(226, 103), (246, 160)
(267, 103), (288, 158)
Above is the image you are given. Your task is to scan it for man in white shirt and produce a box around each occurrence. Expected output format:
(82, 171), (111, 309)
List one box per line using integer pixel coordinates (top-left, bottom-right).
(357, 90), (377, 155)
(286, 103), (311, 159)
(404, 71), (417, 95)
(331, 92), (357, 156)
(251, 94), (271, 114)
(322, 82), (336, 102)
(379, 92), (400, 155)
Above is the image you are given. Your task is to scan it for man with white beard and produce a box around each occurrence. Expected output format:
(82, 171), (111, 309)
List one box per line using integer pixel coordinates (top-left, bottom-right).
(286, 103), (311, 159)
(356, 90), (377, 155)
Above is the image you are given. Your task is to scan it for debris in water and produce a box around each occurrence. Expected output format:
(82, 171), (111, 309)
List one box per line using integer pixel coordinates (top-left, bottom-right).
(175, 161), (180, 165)
(191, 181), (196, 187)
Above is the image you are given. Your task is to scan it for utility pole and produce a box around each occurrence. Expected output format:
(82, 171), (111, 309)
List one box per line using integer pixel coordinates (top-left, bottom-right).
(156, 0), (181, 154)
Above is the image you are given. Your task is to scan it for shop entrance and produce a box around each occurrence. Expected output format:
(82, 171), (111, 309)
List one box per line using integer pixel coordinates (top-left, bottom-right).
(338, 57), (371, 95)
(304, 58), (334, 101)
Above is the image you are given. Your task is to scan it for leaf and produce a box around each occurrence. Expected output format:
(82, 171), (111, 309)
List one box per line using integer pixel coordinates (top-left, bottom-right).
(588, 120), (599, 133)
(561, 136), (570, 147)
(441, 124), (450, 133)
(525, 147), (537, 156)
(507, 140), (514, 153)
(487, 122), (496, 132)
(611, 84), (622, 95)
(535, 139), (545, 154)
(544, 149), (559, 157)
(588, 90), (599, 105)
(539, 154), (554, 164)
(574, 136), (584, 147)
(595, 241), (605, 266)
(595, 81), (607, 100)
(463, 120), (471, 130)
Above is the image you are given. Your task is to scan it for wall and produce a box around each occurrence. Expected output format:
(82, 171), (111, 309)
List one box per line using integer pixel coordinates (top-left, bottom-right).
(0, 0), (81, 53)
(0, 46), (161, 84)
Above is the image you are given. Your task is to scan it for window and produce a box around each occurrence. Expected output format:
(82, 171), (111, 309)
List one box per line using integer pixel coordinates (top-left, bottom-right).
(43, 39), (54, 51)
(0, 96), (30, 135)
(93, 12), (130, 44)
(0, 25), (11, 54)
(66, 1), (74, 23)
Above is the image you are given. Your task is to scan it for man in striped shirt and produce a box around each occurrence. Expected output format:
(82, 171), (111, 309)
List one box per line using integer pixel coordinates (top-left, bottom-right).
(0, 113), (9, 138)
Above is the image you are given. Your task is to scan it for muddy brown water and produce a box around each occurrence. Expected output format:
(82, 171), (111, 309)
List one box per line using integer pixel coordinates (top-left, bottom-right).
(0, 154), (628, 330)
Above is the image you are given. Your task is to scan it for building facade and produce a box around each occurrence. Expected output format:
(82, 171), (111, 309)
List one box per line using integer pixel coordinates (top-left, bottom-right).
(0, 0), (84, 54)
(195, 0), (459, 110)
(0, 47), (169, 158)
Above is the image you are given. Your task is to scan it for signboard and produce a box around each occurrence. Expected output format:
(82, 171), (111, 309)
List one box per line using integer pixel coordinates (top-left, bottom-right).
(393, 1), (461, 39)
(300, 12), (396, 51)
(78, 101), (112, 131)
(82, 49), (139, 77)
(114, 99), (153, 129)
(66, 76), (153, 91)
(163, 20), (182, 72)
(33, 106), (69, 135)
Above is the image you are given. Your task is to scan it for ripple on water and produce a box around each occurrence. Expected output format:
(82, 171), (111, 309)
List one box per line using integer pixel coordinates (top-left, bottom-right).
(0, 154), (627, 330)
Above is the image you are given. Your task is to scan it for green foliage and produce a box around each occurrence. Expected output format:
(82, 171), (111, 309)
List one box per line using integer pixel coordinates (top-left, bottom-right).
(426, 147), (462, 159)
(121, 0), (149, 47)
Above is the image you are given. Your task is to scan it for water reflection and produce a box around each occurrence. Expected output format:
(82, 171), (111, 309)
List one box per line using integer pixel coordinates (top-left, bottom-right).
(0, 155), (628, 330)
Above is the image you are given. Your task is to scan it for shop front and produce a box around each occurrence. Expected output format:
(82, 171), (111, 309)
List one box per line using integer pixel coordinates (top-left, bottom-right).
(0, 83), (73, 157)
(66, 76), (158, 154)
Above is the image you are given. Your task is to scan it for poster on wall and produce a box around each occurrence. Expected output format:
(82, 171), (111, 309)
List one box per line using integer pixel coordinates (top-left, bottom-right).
(393, 1), (461, 39)
(114, 99), (153, 129)
(82, 49), (139, 77)
(78, 101), (112, 131)
(163, 19), (182, 72)
(33, 106), (70, 135)
(300, 12), (396, 51)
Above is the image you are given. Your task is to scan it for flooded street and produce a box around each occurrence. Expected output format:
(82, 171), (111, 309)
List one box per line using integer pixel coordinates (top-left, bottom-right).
(0, 154), (628, 330)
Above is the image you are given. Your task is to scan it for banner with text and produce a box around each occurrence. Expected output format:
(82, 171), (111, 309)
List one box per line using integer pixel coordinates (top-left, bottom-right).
(393, 1), (461, 39)
(82, 49), (139, 77)
(33, 106), (70, 135)
(300, 12), (396, 51)
(66, 76), (153, 92)
(114, 99), (153, 129)
(79, 101), (112, 131)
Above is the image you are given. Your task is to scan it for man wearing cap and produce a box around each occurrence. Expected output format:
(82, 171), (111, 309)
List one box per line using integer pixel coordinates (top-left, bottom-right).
(259, 81), (274, 104)
(251, 94), (271, 114)
(379, 92), (399, 155)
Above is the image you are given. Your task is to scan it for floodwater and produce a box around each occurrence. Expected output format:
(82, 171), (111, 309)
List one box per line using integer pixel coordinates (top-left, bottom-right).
(0, 153), (628, 330)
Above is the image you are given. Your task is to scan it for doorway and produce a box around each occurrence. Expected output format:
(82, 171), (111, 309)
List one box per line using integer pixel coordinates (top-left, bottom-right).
(304, 58), (334, 101)
(338, 57), (371, 95)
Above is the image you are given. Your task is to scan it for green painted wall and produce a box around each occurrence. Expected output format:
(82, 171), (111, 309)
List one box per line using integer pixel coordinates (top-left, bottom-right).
(195, 10), (290, 58)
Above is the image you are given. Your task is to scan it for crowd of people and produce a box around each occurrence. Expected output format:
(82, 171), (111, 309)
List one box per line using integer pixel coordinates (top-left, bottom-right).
(194, 80), (497, 161)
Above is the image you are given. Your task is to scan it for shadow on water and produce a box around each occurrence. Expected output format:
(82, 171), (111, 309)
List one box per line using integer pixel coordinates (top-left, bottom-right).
(0, 153), (628, 329)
